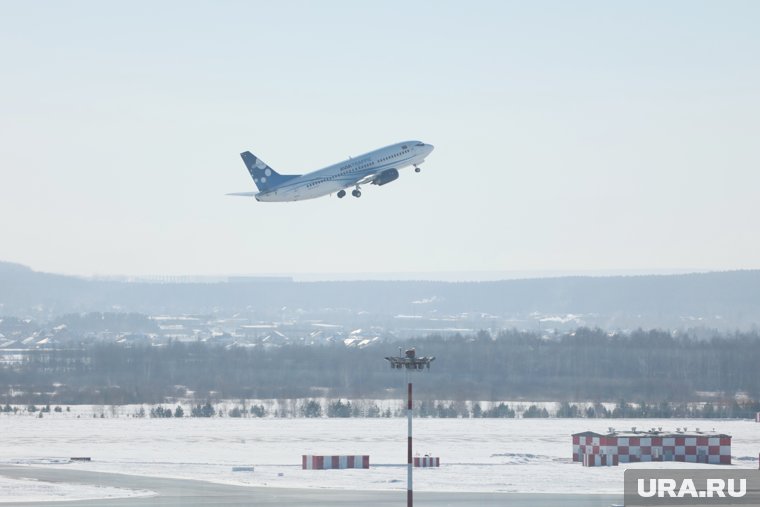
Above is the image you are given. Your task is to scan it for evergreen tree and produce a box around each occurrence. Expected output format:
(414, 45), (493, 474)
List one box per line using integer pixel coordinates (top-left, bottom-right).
(327, 400), (352, 417)
(523, 405), (549, 418)
(301, 400), (322, 418)
(250, 404), (266, 417)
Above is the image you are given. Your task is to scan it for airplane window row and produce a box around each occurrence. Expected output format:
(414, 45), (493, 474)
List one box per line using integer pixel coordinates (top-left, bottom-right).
(304, 147), (418, 188)
(309, 171), (356, 186)
(308, 150), (413, 186)
(341, 160), (375, 173)
(378, 149), (409, 162)
(348, 162), (375, 172)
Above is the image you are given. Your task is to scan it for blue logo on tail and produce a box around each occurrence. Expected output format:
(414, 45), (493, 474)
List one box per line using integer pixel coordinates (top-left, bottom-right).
(240, 151), (299, 192)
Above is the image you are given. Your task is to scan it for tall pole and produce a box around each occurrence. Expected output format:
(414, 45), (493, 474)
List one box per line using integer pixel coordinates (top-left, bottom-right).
(407, 377), (413, 507)
(384, 348), (433, 507)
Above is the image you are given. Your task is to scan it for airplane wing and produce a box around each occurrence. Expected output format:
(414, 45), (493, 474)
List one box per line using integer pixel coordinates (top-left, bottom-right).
(348, 166), (398, 185)
(226, 192), (257, 197)
(355, 173), (381, 186)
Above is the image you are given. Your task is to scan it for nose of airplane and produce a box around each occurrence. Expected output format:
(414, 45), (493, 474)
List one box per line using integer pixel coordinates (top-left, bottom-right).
(425, 144), (435, 154)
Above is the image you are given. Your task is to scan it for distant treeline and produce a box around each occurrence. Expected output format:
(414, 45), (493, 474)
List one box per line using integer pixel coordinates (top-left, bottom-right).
(2, 328), (760, 406)
(5, 399), (760, 420)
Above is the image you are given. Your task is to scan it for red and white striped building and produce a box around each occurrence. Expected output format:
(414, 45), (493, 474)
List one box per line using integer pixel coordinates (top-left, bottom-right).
(302, 455), (369, 470)
(413, 456), (440, 467)
(572, 429), (731, 466)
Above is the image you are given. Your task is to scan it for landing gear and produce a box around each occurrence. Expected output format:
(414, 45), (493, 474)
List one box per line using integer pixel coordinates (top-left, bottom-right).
(351, 189), (362, 198)
(414, 165), (421, 173)
(337, 189), (346, 198)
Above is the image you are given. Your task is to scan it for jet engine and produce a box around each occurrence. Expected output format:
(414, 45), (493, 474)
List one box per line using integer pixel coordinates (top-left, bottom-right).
(372, 168), (399, 186)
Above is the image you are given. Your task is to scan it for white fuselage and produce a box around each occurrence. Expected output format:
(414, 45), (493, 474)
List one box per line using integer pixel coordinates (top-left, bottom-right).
(255, 141), (434, 202)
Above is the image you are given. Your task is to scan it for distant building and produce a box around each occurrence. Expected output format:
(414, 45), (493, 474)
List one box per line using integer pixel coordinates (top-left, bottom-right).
(572, 429), (731, 465)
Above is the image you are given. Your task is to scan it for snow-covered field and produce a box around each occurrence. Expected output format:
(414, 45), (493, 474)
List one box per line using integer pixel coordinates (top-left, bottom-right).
(1, 415), (758, 501)
(0, 475), (155, 503)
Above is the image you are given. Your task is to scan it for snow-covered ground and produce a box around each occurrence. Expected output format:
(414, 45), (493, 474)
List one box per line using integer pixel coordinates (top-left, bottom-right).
(0, 474), (155, 503)
(1, 416), (758, 499)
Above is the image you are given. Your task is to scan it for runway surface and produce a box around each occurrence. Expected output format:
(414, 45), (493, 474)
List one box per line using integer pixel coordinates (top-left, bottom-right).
(0, 465), (622, 506)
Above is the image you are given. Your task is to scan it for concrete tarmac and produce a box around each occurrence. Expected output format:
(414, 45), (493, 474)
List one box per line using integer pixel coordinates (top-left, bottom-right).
(0, 465), (622, 506)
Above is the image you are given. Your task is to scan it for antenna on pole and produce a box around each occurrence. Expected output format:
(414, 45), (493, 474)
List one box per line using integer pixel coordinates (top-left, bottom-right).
(384, 347), (434, 507)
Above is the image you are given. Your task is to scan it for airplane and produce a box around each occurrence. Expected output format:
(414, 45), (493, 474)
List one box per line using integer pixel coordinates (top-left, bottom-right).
(228, 140), (434, 202)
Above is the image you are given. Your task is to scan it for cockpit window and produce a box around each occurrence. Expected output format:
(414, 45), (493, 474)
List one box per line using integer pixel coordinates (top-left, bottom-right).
(415, 142), (424, 146)
(402, 145), (408, 149)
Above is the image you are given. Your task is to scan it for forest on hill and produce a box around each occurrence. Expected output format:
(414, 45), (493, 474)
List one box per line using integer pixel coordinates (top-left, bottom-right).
(3, 328), (759, 408)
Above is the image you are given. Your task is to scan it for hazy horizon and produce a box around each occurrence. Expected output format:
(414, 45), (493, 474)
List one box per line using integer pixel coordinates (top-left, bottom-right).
(0, 258), (733, 282)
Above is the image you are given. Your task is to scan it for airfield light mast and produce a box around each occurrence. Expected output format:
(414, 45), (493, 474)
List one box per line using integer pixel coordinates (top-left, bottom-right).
(384, 347), (435, 507)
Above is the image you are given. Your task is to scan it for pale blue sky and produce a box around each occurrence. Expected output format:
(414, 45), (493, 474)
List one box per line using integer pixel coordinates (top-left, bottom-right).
(1, 1), (758, 277)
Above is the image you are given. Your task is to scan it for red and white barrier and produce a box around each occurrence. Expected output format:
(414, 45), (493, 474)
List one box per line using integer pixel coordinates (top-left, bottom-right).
(413, 456), (440, 467)
(302, 455), (369, 469)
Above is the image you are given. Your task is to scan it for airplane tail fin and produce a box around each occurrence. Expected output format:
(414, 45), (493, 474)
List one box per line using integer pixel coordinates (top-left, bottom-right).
(240, 151), (300, 192)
